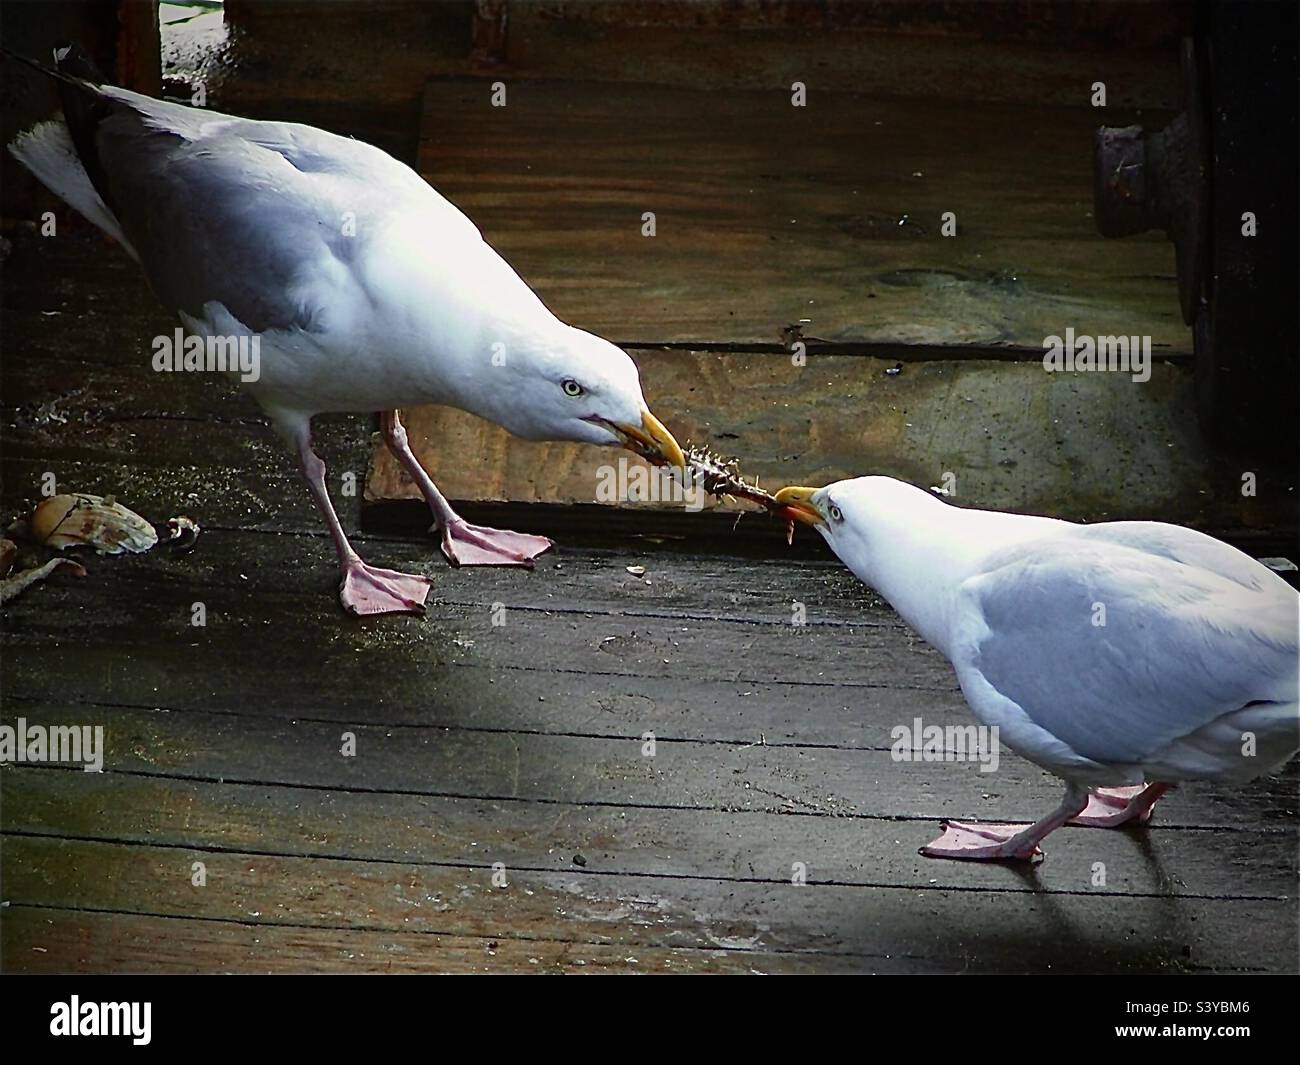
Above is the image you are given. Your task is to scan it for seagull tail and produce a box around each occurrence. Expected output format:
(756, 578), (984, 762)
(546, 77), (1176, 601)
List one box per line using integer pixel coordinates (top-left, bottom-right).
(4, 45), (138, 260)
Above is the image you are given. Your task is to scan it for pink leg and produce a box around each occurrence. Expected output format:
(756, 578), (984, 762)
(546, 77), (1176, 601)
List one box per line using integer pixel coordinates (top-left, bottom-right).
(1070, 782), (1171, 828)
(921, 784), (1089, 862)
(293, 422), (431, 616)
(380, 410), (553, 567)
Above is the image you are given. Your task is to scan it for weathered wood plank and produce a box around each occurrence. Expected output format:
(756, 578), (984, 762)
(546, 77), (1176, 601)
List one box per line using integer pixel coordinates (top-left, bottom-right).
(1, 582), (954, 689)
(2, 702), (1294, 833)
(1, 414), (377, 538)
(210, 0), (1185, 110)
(511, 2), (1188, 92)
(420, 79), (1188, 350)
(0, 521), (886, 624)
(6, 768), (1296, 900)
(3, 650), (958, 752)
(3, 906), (850, 974)
(3, 836), (1292, 973)
(0, 525), (961, 696)
(364, 350), (1297, 532)
(1, 345), (255, 425)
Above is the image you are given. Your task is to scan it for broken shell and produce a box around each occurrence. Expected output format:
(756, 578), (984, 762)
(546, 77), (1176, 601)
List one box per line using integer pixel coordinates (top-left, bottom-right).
(0, 556), (87, 605)
(625, 565), (646, 577)
(28, 493), (158, 555)
(163, 514), (202, 552)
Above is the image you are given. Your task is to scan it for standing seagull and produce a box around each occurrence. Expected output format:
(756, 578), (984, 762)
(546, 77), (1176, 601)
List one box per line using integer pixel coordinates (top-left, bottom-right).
(7, 47), (685, 615)
(775, 477), (1299, 861)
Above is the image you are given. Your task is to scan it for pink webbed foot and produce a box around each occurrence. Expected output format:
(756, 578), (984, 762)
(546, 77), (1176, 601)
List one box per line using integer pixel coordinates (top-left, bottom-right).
(921, 821), (1045, 862)
(340, 560), (432, 616)
(1070, 783), (1167, 828)
(439, 519), (554, 568)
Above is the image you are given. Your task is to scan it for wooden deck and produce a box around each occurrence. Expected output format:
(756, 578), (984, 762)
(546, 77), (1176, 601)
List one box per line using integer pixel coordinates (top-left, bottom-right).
(2, 231), (1297, 974)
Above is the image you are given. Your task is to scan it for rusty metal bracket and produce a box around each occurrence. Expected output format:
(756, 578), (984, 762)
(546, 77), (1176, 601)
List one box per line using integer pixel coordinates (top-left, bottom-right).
(471, 0), (509, 69)
(1093, 38), (1208, 325)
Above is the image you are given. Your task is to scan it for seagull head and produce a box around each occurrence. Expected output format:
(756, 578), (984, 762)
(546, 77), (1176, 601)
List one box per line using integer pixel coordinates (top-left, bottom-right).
(494, 326), (685, 471)
(774, 482), (840, 538)
(775, 478), (891, 589)
(773, 477), (890, 568)
(774, 476), (942, 576)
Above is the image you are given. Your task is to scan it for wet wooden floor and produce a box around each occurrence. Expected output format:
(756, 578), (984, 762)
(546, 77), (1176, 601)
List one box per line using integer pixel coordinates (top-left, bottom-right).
(2, 232), (1297, 974)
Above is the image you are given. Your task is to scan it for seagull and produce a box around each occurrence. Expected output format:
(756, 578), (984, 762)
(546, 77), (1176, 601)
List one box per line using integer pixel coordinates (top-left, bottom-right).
(775, 476), (1300, 861)
(6, 46), (685, 615)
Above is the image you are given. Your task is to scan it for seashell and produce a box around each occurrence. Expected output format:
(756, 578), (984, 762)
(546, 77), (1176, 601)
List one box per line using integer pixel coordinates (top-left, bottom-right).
(163, 514), (201, 552)
(0, 538), (17, 577)
(28, 493), (158, 555)
(0, 556), (86, 605)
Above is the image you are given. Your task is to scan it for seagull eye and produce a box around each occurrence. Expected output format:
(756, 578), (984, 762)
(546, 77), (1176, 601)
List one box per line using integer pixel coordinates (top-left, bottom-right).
(828, 504), (844, 522)
(561, 379), (584, 398)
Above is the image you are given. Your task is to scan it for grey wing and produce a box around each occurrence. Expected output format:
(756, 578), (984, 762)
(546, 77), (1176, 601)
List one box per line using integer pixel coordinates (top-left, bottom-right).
(88, 89), (416, 333)
(1080, 519), (1291, 595)
(955, 538), (1299, 767)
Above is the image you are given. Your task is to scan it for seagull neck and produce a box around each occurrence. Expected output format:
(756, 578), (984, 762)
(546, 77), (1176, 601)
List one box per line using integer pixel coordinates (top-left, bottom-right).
(841, 490), (1063, 656)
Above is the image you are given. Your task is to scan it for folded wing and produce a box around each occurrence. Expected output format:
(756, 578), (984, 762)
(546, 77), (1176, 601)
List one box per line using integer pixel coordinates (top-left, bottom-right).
(953, 536), (1298, 775)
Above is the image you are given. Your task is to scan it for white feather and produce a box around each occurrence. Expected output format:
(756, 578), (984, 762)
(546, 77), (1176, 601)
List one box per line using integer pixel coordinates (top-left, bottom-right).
(8, 120), (138, 259)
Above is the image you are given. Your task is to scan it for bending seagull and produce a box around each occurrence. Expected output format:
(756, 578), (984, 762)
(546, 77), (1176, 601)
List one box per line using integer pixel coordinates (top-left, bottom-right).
(7, 47), (685, 615)
(775, 477), (1300, 861)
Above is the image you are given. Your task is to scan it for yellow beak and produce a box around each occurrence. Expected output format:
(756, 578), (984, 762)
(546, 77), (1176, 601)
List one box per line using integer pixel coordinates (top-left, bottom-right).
(773, 485), (825, 526)
(617, 409), (686, 471)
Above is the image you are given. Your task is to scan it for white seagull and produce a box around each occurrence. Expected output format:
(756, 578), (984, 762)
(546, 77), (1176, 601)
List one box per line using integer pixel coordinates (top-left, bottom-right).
(774, 476), (1300, 861)
(7, 46), (685, 615)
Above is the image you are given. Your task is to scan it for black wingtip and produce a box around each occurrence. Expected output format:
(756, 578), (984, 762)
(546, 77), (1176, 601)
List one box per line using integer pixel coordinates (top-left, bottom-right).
(52, 42), (109, 85)
(0, 42), (106, 88)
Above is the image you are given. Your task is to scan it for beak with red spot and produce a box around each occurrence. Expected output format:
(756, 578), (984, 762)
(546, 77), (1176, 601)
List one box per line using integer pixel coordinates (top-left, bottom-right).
(609, 409), (686, 471)
(774, 485), (826, 527)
